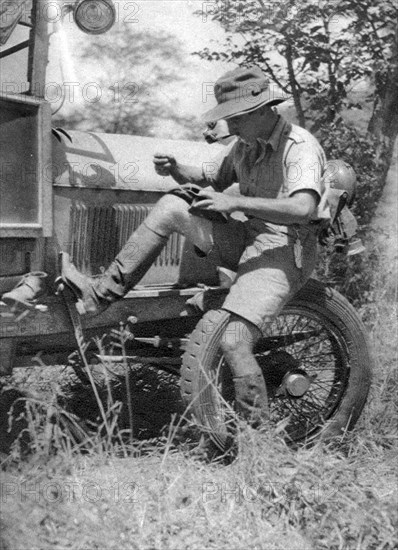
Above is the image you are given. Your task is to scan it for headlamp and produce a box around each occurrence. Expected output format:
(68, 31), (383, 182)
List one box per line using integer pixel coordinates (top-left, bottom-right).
(73, 0), (116, 35)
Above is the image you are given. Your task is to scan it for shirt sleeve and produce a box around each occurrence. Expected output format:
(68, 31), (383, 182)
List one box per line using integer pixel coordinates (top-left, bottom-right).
(201, 142), (238, 192)
(284, 139), (326, 199)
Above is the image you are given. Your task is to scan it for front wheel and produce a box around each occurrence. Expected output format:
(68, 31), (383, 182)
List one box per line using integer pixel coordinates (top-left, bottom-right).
(180, 279), (373, 452)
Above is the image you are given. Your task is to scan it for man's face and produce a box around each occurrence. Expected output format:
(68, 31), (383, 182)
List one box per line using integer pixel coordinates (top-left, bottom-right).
(225, 108), (265, 143)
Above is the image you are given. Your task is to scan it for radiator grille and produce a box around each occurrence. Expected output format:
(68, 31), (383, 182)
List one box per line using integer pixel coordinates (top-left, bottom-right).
(69, 202), (182, 276)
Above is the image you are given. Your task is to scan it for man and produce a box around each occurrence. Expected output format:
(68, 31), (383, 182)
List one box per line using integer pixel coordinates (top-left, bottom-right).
(60, 66), (326, 425)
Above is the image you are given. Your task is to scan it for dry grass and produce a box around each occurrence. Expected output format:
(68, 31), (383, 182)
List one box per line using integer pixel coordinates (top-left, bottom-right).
(1, 270), (397, 550)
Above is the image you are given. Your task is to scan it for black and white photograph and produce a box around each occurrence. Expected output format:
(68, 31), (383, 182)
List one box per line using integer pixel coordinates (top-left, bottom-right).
(0, 1), (397, 548)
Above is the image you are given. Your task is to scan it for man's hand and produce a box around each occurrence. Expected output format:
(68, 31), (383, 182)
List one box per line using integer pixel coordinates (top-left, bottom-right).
(194, 188), (238, 214)
(153, 154), (208, 186)
(153, 153), (177, 177)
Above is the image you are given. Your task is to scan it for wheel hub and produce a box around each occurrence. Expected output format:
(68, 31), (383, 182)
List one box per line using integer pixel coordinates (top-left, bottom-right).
(257, 351), (313, 398)
(282, 370), (312, 397)
(258, 350), (299, 386)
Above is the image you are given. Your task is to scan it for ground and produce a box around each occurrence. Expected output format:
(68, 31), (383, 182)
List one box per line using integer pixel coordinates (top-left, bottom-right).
(0, 287), (397, 550)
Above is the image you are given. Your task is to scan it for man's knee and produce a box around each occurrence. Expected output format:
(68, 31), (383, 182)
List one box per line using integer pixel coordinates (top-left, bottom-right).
(220, 315), (261, 356)
(156, 193), (190, 216)
(150, 194), (190, 233)
(221, 337), (252, 358)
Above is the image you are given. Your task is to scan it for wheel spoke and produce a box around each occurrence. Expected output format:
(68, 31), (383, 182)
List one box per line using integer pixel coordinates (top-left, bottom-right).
(258, 308), (349, 440)
(293, 335), (331, 357)
(182, 285), (371, 454)
(284, 399), (320, 429)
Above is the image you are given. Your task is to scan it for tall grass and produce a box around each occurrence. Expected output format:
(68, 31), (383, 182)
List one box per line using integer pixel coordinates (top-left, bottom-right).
(1, 259), (397, 550)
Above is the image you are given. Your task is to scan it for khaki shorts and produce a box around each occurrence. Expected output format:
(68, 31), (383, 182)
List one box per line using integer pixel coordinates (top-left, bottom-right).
(200, 216), (318, 331)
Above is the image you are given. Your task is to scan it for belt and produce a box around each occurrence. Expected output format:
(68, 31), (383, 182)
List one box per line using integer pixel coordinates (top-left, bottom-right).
(246, 215), (321, 226)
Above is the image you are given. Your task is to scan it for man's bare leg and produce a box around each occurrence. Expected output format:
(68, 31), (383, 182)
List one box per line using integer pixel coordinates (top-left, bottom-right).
(220, 314), (268, 426)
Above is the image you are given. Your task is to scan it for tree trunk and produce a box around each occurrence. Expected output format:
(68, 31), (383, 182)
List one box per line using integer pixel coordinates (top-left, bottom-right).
(367, 25), (398, 176)
(369, 26), (398, 270)
(370, 136), (397, 277)
(285, 40), (306, 128)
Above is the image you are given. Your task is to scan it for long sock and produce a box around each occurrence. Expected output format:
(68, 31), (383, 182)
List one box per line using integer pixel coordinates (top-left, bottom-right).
(94, 222), (168, 302)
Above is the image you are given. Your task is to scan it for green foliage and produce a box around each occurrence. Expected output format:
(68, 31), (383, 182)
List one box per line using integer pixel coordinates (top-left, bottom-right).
(195, 0), (397, 130)
(315, 120), (388, 306)
(342, 0), (397, 93)
(318, 120), (384, 226)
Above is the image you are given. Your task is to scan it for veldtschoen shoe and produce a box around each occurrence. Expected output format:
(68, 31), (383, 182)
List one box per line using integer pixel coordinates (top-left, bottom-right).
(1, 272), (48, 310)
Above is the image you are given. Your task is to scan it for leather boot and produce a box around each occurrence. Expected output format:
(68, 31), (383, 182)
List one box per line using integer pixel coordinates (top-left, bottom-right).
(1, 272), (48, 309)
(61, 222), (168, 315)
(233, 373), (269, 428)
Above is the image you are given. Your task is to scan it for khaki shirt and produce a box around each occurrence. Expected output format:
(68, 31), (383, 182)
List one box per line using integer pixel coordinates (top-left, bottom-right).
(203, 116), (327, 222)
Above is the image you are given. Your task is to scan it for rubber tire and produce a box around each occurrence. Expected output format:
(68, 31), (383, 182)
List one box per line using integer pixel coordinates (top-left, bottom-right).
(180, 278), (373, 451)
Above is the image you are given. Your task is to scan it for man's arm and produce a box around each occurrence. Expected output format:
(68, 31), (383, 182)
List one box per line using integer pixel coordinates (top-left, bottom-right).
(153, 144), (237, 190)
(153, 154), (207, 186)
(194, 189), (319, 225)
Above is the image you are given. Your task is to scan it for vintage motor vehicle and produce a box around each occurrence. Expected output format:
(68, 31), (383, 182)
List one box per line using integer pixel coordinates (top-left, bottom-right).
(0, 0), (373, 452)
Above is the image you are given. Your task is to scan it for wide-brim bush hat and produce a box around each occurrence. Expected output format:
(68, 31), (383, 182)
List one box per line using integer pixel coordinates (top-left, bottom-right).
(203, 66), (288, 123)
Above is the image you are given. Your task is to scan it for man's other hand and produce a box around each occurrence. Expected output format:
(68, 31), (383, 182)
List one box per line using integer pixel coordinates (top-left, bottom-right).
(153, 153), (177, 176)
(194, 188), (238, 214)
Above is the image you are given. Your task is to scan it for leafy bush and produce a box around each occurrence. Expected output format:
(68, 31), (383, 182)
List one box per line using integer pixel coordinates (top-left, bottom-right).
(318, 120), (385, 226)
(315, 120), (387, 307)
